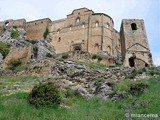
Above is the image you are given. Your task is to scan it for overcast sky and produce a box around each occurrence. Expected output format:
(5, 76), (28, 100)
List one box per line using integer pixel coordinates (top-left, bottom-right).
(0, 0), (159, 65)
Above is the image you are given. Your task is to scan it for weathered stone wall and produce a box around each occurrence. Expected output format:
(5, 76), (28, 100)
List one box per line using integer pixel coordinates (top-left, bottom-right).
(0, 19), (26, 34)
(50, 8), (115, 57)
(3, 46), (32, 69)
(120, 19), (152, 68)
(0, 8), (153, 67)
(25, 18), (51, 40)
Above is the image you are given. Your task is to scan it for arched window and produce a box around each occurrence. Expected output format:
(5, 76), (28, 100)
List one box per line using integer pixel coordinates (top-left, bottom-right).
(131, 23), (137, 30)
(106, 23), (110, 28)
(69, 25), (73, 30)
(5, 21), (9, 26)
(76, 17), (80, 23)
(82, 23), (85, 28)
(95, 21), (99, 27)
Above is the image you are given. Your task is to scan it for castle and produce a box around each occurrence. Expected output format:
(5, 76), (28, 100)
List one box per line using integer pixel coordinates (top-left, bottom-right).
(0, 8), (153, 68)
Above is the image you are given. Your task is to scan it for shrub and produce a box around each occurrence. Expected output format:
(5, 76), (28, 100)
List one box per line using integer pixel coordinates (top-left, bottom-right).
(0, 42), (10, 59)
(129, 82), (149, 96)
(46, 52), (53, 58)
(148, 70), (160, 76)
(91, 54), (98, 59)
(114, 80), (130, 92)
(97, 56), (103, 61)
(11, 29), (20, 38)
(43, 28), (49, 39)
(63, 88), (82, 98)
(8, 59), (22, 70)
(61, 54), (68, 59)
(28, 82), (61, 107)
(15, 64), (30, 71)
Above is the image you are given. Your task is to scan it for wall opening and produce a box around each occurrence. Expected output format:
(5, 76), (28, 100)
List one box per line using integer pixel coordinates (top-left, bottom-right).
(129, 57), (135, 67)
(5, 21), (9, 26)
(131, 23), (137, 30)
(145, 63), (149, 67)
(58, 37), (61, 42)
(74, 45), (81, 51)
(96, 21), (99, 27)
(82, 23), (85, 28)
(106, 23), (109, 28)
(76, 17), (80, 23)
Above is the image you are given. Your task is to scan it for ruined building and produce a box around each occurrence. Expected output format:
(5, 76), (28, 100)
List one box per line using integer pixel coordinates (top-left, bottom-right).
(0, 8), (153, 67)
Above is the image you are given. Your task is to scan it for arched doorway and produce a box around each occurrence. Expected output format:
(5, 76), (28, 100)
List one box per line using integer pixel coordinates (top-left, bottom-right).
(129, 57), (135, 67)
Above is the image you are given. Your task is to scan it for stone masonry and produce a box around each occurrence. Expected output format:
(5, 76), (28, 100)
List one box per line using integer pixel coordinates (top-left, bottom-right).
(0, 8), (153, 68)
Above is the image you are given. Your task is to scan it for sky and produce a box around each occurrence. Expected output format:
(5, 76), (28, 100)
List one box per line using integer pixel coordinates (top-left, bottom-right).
(0, 0), (159, 65)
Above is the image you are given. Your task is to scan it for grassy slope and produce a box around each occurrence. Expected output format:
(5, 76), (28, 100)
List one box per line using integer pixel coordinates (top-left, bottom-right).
(0, 76), (160, 120)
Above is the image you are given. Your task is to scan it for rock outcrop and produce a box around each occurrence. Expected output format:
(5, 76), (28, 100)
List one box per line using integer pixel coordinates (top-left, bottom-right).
(0, 28), (55, 69)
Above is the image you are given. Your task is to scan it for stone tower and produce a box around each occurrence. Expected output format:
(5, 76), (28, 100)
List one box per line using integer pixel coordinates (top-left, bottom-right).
(120, 19), (152, 68)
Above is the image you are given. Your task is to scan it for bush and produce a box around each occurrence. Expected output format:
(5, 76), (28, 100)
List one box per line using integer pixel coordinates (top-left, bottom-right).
(28, 82), (61, 107)
(129, 82), (148, 96)
(63, 88), (82, 98)
(8, 59), (22, 70)
(97, 56), (103, 61)
(91, 54), (98, 59)
(61, 54), (68, 59)
(15, 64), (30, 71)
(46, 53), (53, 58)
(0, 42), (10, 59)
(11, 29), (20, 38)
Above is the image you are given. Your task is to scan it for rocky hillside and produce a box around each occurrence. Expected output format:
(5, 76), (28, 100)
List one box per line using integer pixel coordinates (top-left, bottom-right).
(1, 58), (160, 100)
(0, 27), (160, 100)
(0, 27), (55, 69)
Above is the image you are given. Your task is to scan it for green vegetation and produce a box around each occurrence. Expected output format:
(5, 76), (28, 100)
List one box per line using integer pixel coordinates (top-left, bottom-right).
(8, 59), (22, 70)
(15, 64), (31, 72)
(76, 61), (107, 69)
(0, 76), (160, 119)
(147, 70), (160, 76)
(91, 54), (103, 61)
(43, 28), (49, 39)
(28, 82), (61, 107)
(91, 54), (98, 59)
(97, 56), (103, 61)
(111, 80), (149, 98)
(0, 42), (10, 59)
(46, 52), (53, 58)
(125, 69), (145, 79)
(11, 29), (20, 38)
(61, 54), (69, 59)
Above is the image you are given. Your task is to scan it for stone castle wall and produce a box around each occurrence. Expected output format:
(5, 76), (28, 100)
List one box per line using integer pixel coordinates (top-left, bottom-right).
(0, 8), (152, 68)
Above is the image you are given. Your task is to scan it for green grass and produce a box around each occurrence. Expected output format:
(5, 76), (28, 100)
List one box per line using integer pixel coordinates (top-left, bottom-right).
(76, 61), (107, 69)
(10, 29), (20, 39)
(0, 77), (160, 120)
